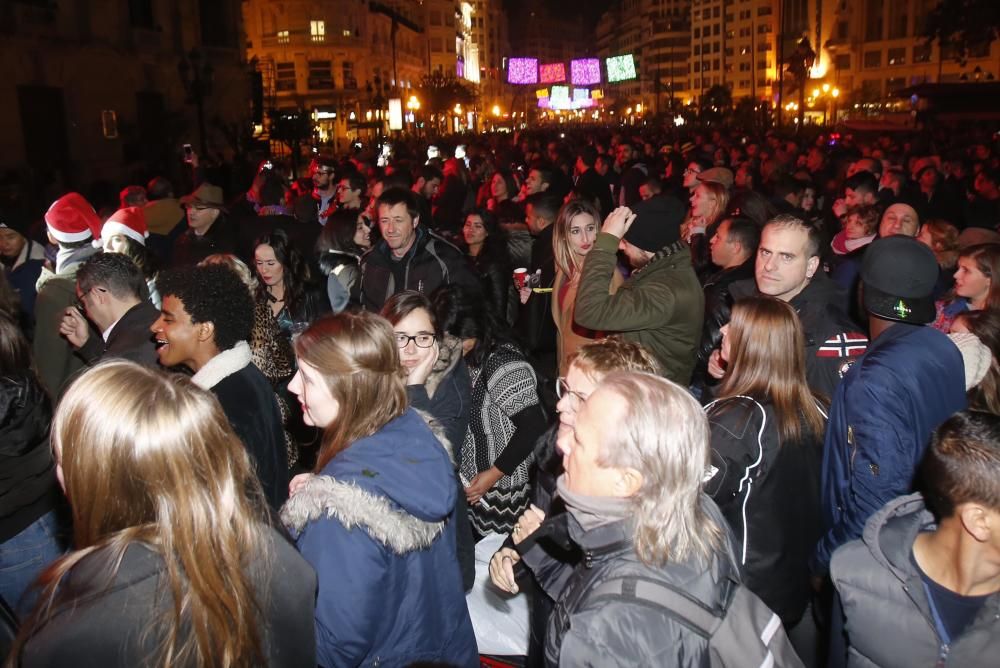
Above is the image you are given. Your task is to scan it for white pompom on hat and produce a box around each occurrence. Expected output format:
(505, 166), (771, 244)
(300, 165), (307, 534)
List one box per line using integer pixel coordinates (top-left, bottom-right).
(101, 207), (149, 246)
(948, 332), (992, 390)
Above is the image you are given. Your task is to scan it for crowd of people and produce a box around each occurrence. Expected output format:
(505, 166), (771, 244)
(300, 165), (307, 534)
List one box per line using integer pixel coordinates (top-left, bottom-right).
(1, 121), (999, 666)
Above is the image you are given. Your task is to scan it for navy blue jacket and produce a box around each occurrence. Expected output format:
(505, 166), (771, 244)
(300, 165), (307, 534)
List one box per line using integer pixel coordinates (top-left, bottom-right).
(812, 323), (966, 574)
(280, 409), (478, 667)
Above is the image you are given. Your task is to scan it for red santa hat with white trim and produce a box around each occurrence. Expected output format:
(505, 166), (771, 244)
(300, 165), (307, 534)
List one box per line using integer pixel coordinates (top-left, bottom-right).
(44, 193), (102, 244)
(101, 207), (148, 246)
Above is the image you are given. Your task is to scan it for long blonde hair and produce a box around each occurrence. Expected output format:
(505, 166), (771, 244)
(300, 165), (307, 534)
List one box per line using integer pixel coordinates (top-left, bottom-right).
(18, 361), (270, 667)
(718, 296), (827, 444)
(294, 312), (409, 471)
(553, 199), (602, 278)
(597, 372), (724, 566)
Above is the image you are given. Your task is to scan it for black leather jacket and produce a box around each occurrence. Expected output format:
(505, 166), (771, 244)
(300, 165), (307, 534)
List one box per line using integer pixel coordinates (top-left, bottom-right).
(691, 259), (755, 399)
(0, 375), (59, 542)
(521, 503), (740, 667)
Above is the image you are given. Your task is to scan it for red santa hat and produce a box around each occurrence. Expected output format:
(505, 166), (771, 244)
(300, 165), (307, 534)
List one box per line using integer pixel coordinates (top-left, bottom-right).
(44, 193), (102, 244)
(101, 207), (149, 246)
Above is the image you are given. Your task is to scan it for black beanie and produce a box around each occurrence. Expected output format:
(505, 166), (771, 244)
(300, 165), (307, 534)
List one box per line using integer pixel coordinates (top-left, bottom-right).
(623, 196), (685, 252)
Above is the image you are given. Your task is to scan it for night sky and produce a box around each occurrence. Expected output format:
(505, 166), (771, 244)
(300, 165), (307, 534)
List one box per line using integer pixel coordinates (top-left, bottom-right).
(504, 0), (613, 29)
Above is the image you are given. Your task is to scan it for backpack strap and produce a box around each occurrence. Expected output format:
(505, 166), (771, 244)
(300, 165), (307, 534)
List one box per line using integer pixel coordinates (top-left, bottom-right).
(588, 575), (726, 638)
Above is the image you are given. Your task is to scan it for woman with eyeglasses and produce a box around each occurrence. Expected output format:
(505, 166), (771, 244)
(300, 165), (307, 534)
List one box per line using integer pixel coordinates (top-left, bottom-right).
(282, 312), (477, 666)
(381, 290), (476, 590)
(433, 284), (546, 537)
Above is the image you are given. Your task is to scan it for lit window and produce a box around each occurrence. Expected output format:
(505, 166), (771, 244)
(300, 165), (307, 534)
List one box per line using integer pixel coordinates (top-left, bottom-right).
(311, 20), (325, 42)
(277, 30), (289, 44)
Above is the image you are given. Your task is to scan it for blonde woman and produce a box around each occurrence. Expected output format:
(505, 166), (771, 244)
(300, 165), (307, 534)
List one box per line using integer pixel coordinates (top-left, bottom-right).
(14, 361), (316, 667)
(551, 199), (623, 375)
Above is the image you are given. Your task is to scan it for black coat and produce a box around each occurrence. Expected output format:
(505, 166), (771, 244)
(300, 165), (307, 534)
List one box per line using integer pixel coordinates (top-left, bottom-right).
(691, 259), (755, 399)
(168, 217), (238, 268)
(19, 529), (317, 667)
(210, 362), (290, 510)
(0, 376), (60, 543)
(359, 227), (480, 312)
(730, 272), (866, 399)
(76, 301), (160, 368)
(705, 396), (825, 627)
(466, 242), (514, 324)
(514, 225), (557, 366)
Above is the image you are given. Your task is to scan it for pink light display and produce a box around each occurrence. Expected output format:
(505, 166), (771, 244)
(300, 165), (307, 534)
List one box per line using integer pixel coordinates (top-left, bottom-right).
(507, 58), (539, 84)
(571, 59), (601, 86)
(539, 62), (567, 84)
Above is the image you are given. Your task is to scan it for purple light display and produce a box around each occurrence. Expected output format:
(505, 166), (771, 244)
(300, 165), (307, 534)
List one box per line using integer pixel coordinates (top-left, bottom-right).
(507, 58), (539, 85)
(571, 59), (601, 86)
(539, 63), (567, 84)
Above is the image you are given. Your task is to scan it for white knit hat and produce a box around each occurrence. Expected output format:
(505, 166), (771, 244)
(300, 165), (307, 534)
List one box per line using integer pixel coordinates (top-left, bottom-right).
(948, 332), (992, 390)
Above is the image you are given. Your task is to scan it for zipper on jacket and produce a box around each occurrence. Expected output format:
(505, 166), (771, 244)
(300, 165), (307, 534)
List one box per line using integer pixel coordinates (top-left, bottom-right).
(935, 642), (949, 667)
(848, 425), (857, 471)
(584, 551), (594, 568)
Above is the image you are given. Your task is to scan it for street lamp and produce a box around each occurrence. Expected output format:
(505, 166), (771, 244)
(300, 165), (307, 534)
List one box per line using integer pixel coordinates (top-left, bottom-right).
(178, 49), (214, 156)
(406, 95), (420, 133)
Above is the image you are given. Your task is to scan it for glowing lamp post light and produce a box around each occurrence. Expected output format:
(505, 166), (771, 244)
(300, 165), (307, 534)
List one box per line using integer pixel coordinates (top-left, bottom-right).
(406, 95), (420, 133)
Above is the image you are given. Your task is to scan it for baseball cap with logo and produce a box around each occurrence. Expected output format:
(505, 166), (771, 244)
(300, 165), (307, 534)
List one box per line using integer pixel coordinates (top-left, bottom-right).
(860, 235), (938, 324)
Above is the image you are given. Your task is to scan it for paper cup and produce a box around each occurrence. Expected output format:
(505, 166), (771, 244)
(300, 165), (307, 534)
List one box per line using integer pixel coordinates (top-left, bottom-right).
(513, 267), (528, 289)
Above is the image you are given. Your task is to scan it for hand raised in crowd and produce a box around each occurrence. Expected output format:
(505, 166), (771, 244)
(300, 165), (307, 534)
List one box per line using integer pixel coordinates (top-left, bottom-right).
(288, 472), (315, 498)
(601, 206), (637, 239)
(511, 504), (546, 545)
(707, 348), (727, 380)
(489, 547), (522, 594)
(832, 197), (847, 218)
(58, 306), (90, 349)
(405, 339), (439, 386)
(465, 466), (503, 505)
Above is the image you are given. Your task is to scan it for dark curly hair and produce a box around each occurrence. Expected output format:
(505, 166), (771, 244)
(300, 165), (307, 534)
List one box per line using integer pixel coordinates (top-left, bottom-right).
(252, 227), (311, 314)
(157, 264), (254, 352)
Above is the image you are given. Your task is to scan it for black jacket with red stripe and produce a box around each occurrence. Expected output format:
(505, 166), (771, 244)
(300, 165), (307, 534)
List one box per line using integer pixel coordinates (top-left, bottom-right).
(730, 270), (867, 399)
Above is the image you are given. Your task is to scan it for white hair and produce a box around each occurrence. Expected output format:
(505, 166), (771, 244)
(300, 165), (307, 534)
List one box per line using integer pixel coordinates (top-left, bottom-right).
(596, 371), (723, 566)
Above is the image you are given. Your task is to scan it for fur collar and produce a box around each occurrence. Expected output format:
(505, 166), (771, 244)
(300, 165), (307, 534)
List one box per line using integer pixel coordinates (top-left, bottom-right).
(424, 334), (463, 399)
(192, 341), (251, 390)
(280, 475), (445, 554)
(279, 408), (454, 553)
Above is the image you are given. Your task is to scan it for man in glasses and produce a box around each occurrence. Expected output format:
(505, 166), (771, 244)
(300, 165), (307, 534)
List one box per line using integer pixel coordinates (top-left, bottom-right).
(58, 253), (159, 368)
(294, 157), (339, 226)
(489, 337), (661, 664)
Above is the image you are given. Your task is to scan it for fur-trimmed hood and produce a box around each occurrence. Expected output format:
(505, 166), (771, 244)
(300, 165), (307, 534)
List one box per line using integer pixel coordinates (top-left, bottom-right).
(280, 408), (458, 554)
(424, 334), (464, 399)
